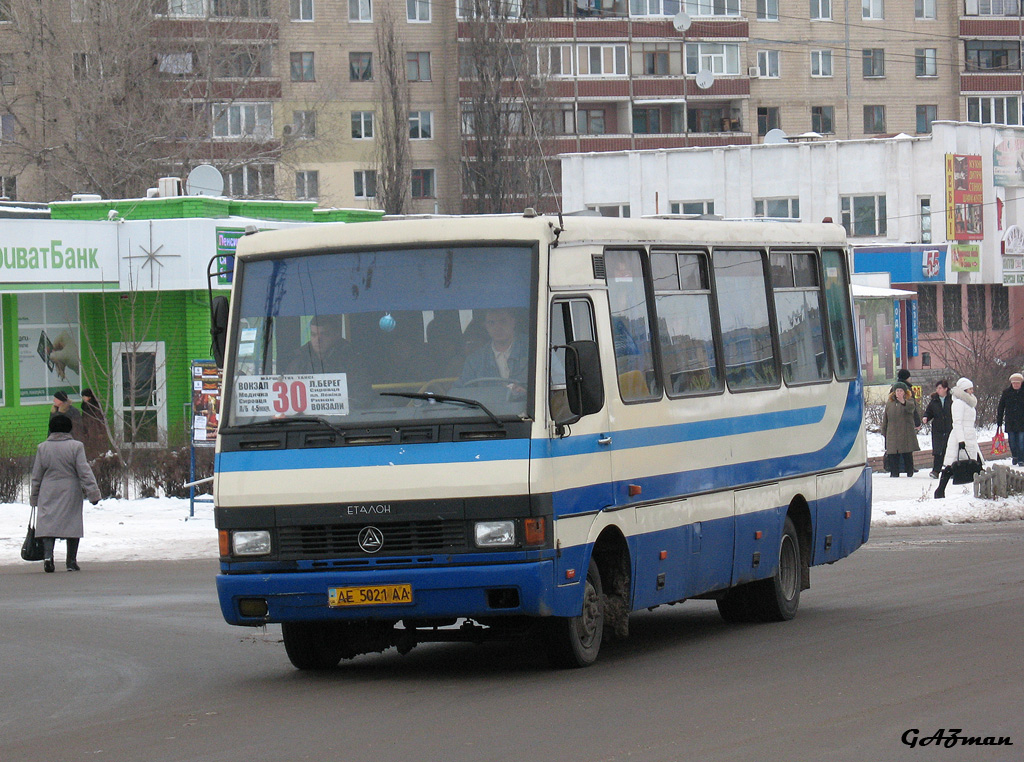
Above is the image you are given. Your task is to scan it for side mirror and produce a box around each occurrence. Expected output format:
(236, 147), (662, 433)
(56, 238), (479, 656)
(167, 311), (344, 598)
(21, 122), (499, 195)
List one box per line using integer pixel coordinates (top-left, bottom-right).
(210, 295), (229, 369)
(562, 340), (604, 422)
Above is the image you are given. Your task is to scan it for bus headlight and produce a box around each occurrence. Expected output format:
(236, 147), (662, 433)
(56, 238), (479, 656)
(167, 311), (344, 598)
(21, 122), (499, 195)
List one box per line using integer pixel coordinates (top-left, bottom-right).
(232, 530), (272, 556)
(474, 521), (515, 548)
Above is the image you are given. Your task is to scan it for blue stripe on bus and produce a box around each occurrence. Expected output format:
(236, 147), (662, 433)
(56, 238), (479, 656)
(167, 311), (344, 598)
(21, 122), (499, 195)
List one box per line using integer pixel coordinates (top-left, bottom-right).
(216, 383), (857, 473)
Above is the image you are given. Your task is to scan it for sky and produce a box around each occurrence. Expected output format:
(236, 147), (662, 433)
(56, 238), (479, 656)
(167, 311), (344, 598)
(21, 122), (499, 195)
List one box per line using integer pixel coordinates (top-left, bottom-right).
(2, 429), (1023, 564)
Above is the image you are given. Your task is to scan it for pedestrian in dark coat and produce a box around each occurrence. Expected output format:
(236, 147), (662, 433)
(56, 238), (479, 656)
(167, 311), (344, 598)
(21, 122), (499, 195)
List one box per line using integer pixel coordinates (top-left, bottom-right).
(29, 414), (101, 573)
(80, 388), (107, 461)
(881, 381), (921, 477)
(921, 380), (953, 478)
(996, 372), (1024, 466)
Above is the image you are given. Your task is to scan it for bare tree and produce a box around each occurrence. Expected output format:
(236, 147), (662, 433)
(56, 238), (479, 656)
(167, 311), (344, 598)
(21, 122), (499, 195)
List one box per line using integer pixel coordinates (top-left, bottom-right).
(374, 2), (411, 215)
(0, 0), (325, 201)
(458, 0), (556, 214)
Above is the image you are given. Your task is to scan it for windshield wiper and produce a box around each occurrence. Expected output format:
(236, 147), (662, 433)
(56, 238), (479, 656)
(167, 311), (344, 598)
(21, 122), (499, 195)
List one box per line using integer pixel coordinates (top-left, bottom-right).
(380, 392), (505, 428)
(227, 415), (345, 436)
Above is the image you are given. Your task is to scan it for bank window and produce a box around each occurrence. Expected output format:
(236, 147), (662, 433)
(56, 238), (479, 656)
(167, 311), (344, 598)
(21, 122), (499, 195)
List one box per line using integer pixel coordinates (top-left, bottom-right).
(605, 249), (661, 402)
(713, 249), (778, 390)
(821, 249), (857, 379)
(918, 284), (937, 332)
(992, 285), (1010, 330)
(770, 251), (830, 384)
(18, 293), (81, 404)
(943, 284), (962, 332)
(550, 298), (598, 418)
(653, 251), (722, 396)
(967, 284), (986, 331)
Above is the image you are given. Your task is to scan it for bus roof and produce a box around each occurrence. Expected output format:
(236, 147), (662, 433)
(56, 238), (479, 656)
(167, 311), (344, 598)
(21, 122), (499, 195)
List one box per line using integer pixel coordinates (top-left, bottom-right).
(234, 213), (848, 261)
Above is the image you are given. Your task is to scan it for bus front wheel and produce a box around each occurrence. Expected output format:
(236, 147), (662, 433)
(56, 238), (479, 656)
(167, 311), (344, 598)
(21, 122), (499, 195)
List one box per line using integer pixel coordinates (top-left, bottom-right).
(546, 558), (604, 668)
(282, 622), (347, 670)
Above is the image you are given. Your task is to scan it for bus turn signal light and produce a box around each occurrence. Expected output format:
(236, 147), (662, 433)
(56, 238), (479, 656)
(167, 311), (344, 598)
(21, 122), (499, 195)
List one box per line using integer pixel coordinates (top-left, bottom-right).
(219, 530), (230, 557)
(524, 517), (546, 546)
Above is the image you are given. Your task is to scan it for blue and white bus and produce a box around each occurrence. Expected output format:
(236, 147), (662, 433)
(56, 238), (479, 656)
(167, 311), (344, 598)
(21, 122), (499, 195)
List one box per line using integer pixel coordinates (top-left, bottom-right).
(211, 213), (870, 669)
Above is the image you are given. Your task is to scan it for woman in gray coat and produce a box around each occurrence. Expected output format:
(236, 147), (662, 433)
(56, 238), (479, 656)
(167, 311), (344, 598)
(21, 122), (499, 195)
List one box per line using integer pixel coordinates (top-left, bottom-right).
(30, 414), (101, 572)
(881, 381), (922, 477)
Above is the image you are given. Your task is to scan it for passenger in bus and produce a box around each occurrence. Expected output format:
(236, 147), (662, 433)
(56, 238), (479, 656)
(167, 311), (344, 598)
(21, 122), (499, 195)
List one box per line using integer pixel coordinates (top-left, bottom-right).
(458, 308), (528, 394)
(285, 315), (373, 407)
(881, 381), (921, 477)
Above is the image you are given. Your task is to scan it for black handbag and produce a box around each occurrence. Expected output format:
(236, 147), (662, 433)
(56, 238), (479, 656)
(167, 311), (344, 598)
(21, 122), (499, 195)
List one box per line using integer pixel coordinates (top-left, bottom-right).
(21, 506), (44, 562)
(948, 444), (983, 485)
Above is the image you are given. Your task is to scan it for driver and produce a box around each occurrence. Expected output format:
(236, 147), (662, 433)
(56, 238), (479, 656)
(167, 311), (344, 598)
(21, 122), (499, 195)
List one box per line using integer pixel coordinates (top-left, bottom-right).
(458, 308), (528, 393)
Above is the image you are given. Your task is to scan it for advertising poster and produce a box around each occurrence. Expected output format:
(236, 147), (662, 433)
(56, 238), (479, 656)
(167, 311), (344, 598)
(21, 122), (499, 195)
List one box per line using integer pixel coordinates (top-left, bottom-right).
(952, 244), (980, 273)
(191, 359), (222, 444)
(17, 293), (80, 403)
(945, 154), (984, 241)
(993, 135), (1024, 187)
(1002, 225), (1024, 285)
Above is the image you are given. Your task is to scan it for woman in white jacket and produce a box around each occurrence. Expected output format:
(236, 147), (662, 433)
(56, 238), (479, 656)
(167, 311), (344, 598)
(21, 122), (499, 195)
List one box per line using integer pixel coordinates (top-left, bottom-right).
(935, 377), (983, 498)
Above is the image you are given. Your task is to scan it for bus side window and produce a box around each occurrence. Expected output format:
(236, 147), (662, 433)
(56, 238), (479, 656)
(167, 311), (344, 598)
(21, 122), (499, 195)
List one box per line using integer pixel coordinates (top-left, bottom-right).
(652, 250), (723, 396)
(605, 249), (662, 402)
(822, 249), (858, 380)
(550, 298), (598, 419)
(712, 249), (779, 390)
(770, 251), (831, 385)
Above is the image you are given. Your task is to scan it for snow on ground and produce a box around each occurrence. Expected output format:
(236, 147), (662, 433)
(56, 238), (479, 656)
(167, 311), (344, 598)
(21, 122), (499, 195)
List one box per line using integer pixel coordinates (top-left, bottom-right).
(2, 425), (1023, 565)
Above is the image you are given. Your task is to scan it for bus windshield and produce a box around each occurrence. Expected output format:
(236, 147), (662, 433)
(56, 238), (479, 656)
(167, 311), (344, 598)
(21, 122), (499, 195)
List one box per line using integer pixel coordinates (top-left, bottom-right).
(226, 244), (535, 427)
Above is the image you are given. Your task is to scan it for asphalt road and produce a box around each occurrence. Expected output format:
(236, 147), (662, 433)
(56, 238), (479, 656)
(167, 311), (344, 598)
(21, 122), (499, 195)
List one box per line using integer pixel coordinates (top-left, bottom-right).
(2, 523), (1022, 762)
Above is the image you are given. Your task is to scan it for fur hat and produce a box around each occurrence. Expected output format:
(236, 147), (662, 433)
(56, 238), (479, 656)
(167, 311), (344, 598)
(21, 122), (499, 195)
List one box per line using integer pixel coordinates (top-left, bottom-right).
(1010, 373), (1023, 383)
(897, 369), (911, 382)
(48, 414), (73, 434)
(956, 377), (974, 392)
(53, 390), (69, 402)
(893, 381), (910, 393)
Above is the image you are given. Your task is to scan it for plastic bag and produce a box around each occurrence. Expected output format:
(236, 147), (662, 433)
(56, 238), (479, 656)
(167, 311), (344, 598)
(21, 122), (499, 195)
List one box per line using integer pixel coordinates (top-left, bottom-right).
(991, 431), (1009, 457)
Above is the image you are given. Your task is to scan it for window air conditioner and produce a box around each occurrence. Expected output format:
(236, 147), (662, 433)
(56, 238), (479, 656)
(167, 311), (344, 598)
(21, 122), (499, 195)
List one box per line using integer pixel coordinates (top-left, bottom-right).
(748, 66), (760, 78)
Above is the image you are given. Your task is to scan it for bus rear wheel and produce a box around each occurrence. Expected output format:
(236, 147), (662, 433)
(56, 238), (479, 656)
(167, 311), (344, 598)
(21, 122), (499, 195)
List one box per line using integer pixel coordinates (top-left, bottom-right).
(546, 558), (604, 668)
(717, 516), (801, 623)
(282, 622), (348, 670)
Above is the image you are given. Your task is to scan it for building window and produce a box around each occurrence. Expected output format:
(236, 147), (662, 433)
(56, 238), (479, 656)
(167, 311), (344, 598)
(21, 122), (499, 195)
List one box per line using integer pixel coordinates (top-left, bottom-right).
(295, 170), (319, 200)
(411, 168), (435, 199)
(671, 200), (714, 215)
(811, 105), (834, 133)
(589, 204), (631, 217)
(863, 105), (886, 133)
(212, 103), (272, 139)
(0, 175), (16, 200)
(211, 0), (270, 17)
(0, 113), (14, 143)
(456, 0), (523, 18)
(354, 169), (376, 199)
(686, 42), (740, 75)
(915, 48), (937, 77)
(965, 0), (1020, 16)
(967, 96), (1021, 125)
(632, 107), (662, 134)
(407, 51), (431, 81)
(916, 105), (937, 134)
(643, 50), (670, 75)
(17, 293), (81, 404)
(73, 52), (98, 81)
(226, 164), (274, 197)
(810, 50), (833, 77)
(755, 198), (800, 219)
(290, 0), (313, 20)
(918, 284), (937, 332)
(810, 0), (831, 18)
(841, 195), (887, 236)
(943, 285), (962, 332)
(350, 52), (372, 81)
(757, 50), (780, 78)
(915, 0), (935, 17)
(290, 52), (315, 81)
(757, 106), (780, 136)
(631, 0), (681, 15)
(992, 285), (1010, 330)
(683, 0), (740, 16)
(291, 110), (316, 138)
(407, 0), (429, 21)
(0, 54), (15, 86)
(578, 109), (606, 134)
(756, 0), (778, 20)
(351, 110), (374, 139)
(862, 48), (885, 77)
(965, 40), (1022, 72)
(215, 45), (273, 78)
(579, 45), (628, 76)
(409, 110), (432, 139)
(349, 0), (371, 21)
(967, 285), (987, 331)
(920, 197), (932, 242)
(862, 0), (883, 19)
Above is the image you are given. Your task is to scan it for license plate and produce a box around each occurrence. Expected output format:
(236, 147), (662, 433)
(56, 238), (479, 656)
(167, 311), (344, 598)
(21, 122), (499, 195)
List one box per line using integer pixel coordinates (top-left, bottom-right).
(328, 584), (413, 607)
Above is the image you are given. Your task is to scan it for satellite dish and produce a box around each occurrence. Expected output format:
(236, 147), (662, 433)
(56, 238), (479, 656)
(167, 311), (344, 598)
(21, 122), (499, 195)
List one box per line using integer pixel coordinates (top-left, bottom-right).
(672, 11), (691, 32)
(186, 164), (225, 197)
(695, 69), (715, 90)
(764, 128), (788, 144)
